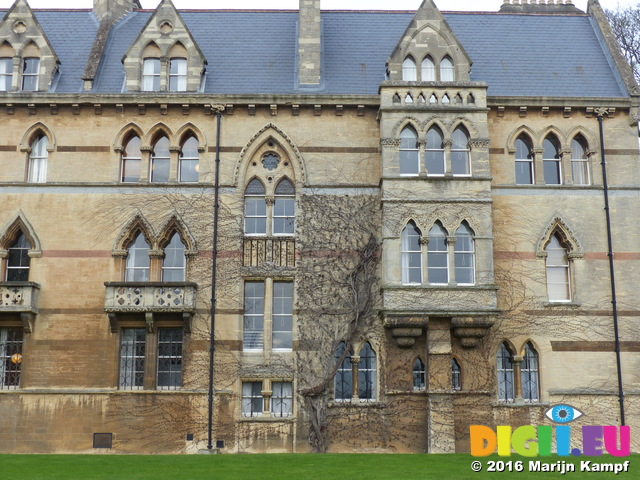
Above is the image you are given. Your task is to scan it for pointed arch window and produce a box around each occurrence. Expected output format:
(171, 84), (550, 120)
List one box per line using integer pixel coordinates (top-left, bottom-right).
(334, 342), (352, 401)
(545, 234), (570, 302)
(413, 358), (426, 391)
(421, 57), (435, 81)
(514, 135), (534, 185)
(273, 178), (295, 235)
(425, 126), (445, 176)
(121, 136), (141, 183)
(452, 358), (462, 390)
(0, 57), (12, 91)
(522, 343), (540, 402)
(401, 221), (422, 285)
(497, 343), (514, 403)
(125, 233), (150, 282)
(162, 233), (186, 281)
(451, 126), (470, 176)
(244, 178), (267, 235)
(22, 58), (39, 91)
(454, 222), (475, 285)
(169, 58), (187, 92)
(179, 135), (199, 183)
(399, 127), (419, 176)
(358, 342), (377, 401)
(151, 136), (170, 183)
(427, 222), (448, 284)
(402, 57), (417, 81)
(6, 232), (30, 281)
(28, 135), (48, 183)
(543, 135), (562, 185)
(440, 57), (454, 82)
(571, 135), (590, 185)
(142, 58), (161, 91)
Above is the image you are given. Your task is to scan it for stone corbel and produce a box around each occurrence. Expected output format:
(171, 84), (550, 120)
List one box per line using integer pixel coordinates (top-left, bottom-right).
(20, 312), (35, 333)
(391, 327), (423, 348)
(451, 316), (495, 348)
(145, 312), (155, 333)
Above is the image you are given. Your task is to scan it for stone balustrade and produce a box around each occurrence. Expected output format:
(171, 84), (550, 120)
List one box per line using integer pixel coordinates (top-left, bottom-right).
(0, 281), (40, 313)
(104, 282), (197, 313)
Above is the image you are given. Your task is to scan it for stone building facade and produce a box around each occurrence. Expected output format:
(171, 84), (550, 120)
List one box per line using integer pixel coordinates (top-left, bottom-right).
(0, 0), (638, 454)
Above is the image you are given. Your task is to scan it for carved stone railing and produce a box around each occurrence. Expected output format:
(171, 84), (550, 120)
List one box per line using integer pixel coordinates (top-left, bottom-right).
(243, 237), (295, 267)
(104, 282), (197, 333)
(0, 282), (40, 332)
(104, 282), (197, 313)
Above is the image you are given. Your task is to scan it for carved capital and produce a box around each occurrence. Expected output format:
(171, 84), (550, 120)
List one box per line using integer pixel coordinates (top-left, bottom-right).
(265, 196), (275, 206)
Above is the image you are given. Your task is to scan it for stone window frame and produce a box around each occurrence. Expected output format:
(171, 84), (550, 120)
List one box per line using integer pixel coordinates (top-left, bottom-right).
(497, 340), (542, 404)
(333, 341), (378, 402)
(536, 217), (583, 305)
(240, 378), (294, 419)
(242, 277), (294, 353)
(19, 123), (55, 184)
(114, 123), (206, 184)
(0, 212), (42, 282)
(452, 357), (462, 391)
(112, 213), (198, 283)
(117, 323), (185, 391)
(243, 173), (297, 238)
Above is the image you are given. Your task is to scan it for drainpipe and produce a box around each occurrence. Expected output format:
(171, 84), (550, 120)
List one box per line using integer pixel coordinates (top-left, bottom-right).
(596, 108), (625, 426)
(207, 107), (224, 450)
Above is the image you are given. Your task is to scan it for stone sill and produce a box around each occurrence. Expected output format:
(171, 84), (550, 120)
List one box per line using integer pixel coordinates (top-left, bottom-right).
(0, 388), (207, 395)
(383, 284), (499, 292)
(543, 301), (581, 308)
(328, 400), (384, 409)
(381, 175), (493, 182)
(237, 416), (294, 423)
(492, 401), (551, 408)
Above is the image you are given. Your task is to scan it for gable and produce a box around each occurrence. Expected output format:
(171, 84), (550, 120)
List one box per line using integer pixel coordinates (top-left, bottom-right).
(386, 0), (471, 83)
(122, 0), (206, 92)
(0, 0), (59, 92)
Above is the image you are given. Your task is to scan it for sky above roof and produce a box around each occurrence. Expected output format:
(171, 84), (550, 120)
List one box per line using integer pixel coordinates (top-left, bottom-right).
(0, 0), (636, 12)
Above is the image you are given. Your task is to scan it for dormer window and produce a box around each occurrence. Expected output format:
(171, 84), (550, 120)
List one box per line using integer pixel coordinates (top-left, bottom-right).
(21, 57), (39, 91)
(169, 58), (187, 92)
(0, 57), (11, 91)
(142, 58), (161, 91)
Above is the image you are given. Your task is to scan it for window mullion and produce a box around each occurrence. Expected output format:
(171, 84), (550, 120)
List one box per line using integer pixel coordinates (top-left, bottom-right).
(144, 326), (157, 390)
(264, 278), (273, 352)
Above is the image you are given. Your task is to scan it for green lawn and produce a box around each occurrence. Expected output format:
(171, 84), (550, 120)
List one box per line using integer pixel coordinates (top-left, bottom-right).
(1, 453), (637, 479)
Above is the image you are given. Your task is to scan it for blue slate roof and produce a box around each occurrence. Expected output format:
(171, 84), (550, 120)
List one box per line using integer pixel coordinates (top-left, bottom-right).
(0, 8), (629, 98)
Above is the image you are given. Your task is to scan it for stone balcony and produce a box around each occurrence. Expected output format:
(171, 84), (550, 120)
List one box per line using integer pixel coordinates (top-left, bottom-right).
(104, 282), (197, 332)
(0, 281), (40, 332)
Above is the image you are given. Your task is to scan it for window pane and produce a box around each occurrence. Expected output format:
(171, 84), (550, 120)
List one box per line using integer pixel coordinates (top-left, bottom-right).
(543, 160), (561, 184)
(440, 57), (454, 81)
(401, 222), (422, 284)
(497, 344), (514, 402)
(179, 136), (199, 182)
(1, 327), (24, 389)
(22, 58), (39, 91)
(0, 58), (12, 91)
(162, 233), (186, 281)
(515, 161), (533, 184)
(244, 281), (264, 350)
(271, 382), (293, 417)
(169, 58), (187, 92)
(334, 343), (352, 400)
(119, 328), (146, 389)
(421, 57), (435, 81)
(413, 358), (425, 391)
(242, 381), (263, 417)
(6, 233), (30, 281)
(142, 59), (160, 91)
(157, 328), (183, 389)
(358, 343), (376, 400)
(402, 57), (416, 81)
(272, 282), (293, 350)
(125, 234), (150, 281)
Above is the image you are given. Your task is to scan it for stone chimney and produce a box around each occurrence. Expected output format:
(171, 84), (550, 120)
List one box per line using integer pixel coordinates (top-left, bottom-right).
(93, 0), (141, 22)
(298, 0), (321, 86)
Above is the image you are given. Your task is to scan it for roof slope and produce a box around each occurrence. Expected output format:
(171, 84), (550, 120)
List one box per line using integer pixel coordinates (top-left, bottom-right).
(0, 9), (628, 98)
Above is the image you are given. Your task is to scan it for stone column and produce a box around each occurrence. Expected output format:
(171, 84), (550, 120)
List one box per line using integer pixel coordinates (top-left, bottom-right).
(427, 318), (456, 453)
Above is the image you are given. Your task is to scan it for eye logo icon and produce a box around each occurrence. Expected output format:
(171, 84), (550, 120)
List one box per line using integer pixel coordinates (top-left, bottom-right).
(545, 404), (584, 424)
